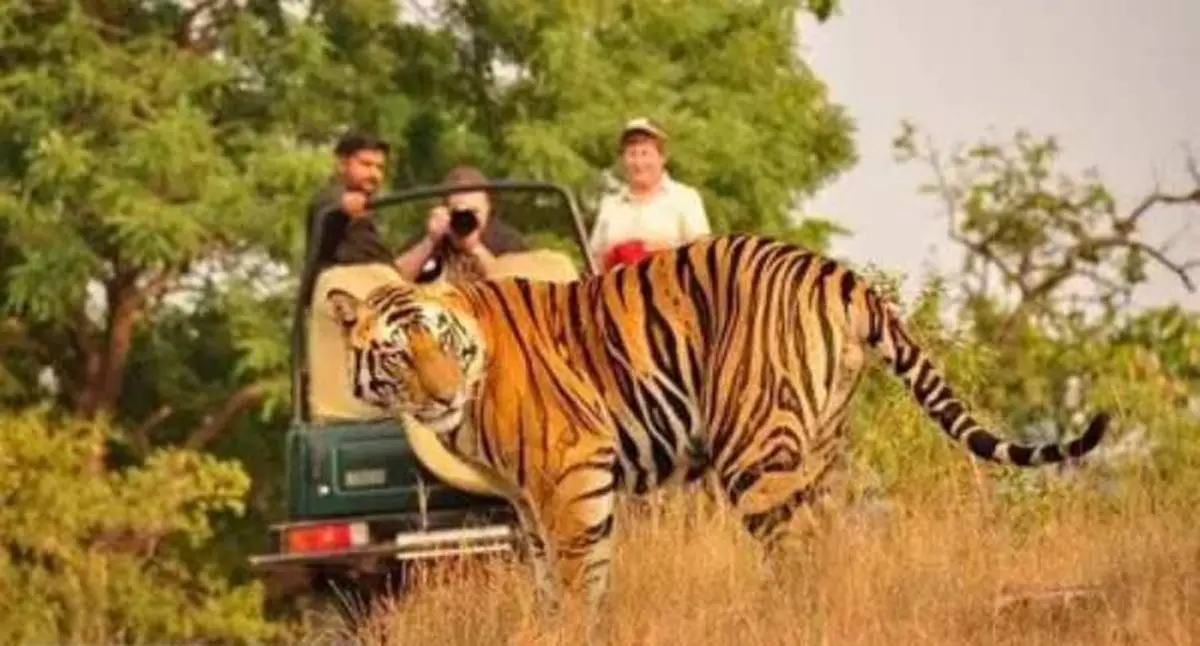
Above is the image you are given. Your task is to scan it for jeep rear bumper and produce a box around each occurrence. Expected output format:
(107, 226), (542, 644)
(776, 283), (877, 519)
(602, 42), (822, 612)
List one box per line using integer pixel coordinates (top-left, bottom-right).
(249, 506), (520, 599)
(249, 522), (517, 573)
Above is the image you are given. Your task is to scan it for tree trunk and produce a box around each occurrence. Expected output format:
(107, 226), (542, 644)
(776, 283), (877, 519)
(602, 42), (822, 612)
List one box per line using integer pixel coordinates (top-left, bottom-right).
(77, 273), (141, 419)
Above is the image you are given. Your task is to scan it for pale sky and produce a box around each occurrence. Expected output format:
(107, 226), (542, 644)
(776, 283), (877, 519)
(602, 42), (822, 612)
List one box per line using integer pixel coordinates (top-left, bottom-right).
(797, 0), (1200, 312)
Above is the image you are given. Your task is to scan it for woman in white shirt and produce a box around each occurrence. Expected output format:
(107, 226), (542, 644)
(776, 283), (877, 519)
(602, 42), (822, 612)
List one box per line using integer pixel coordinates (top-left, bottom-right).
(588, 118), (711, 271)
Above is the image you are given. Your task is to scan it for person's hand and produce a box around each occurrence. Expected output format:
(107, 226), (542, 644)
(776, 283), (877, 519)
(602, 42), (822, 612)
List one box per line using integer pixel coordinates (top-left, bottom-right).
(426, 205), (450, 241)
(340, 190), (370, 218)
(454, 226), (484, 252)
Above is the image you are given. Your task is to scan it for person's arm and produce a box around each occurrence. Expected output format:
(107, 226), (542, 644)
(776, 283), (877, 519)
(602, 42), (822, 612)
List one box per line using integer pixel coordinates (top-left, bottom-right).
(678, 185), (711, 243)
(297, 187), (348, 307)
(466, 243), (500, 275)
(393, 235), (440, 280)
(304, 186), (343, 258)
(394, 205), (451, 281)
(588, 196), (614, 264)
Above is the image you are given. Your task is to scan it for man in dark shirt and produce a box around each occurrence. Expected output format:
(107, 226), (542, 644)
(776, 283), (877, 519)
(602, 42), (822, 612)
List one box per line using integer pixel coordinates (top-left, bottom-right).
(299, 130), (395, 312)
(304, 134), (393, 266)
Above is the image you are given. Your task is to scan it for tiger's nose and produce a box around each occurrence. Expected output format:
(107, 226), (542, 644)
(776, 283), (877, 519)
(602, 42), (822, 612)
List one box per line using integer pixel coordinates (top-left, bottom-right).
(414, 347), (462, 406)
(420, 375), (459, 407)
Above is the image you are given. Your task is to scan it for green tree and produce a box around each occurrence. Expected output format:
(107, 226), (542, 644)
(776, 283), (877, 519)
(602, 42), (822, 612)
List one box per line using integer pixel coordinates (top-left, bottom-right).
(2, 0), (858, 447)
(881, 122), (1200, 489)
(0, 0), (329, 436)
(892, 122), (1199, 336)
(255, 0), (855, 249)
(0, 1), (349, 637)
(0, 0), (858, 637)
(0, 407), (272, 645)
(429, 0), (856, 246)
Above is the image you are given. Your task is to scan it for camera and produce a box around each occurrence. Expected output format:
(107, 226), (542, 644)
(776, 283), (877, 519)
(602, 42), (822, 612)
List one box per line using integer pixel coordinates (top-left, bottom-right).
(449, 207), (479, 237)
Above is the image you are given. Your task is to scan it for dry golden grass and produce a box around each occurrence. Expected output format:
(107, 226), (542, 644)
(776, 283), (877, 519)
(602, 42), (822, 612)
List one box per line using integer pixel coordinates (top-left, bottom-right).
(307, 482), (1199, 646)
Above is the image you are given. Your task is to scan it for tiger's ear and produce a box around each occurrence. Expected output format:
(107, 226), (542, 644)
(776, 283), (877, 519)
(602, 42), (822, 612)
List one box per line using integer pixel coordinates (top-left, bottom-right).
(325, 289), (361, 329)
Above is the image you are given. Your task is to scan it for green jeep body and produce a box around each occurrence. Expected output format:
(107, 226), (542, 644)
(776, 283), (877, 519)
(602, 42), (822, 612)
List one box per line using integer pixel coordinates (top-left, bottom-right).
(249, 418), (517, 598)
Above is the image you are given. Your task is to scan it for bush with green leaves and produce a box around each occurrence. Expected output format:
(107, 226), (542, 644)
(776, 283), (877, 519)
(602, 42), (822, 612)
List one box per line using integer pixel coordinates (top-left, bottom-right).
(0, 407), (274, 645)
(845, 275), (1200, 526)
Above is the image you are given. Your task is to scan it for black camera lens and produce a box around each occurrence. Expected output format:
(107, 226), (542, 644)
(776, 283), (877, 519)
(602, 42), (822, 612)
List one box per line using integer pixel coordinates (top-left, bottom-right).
(449, 208), (479, 237)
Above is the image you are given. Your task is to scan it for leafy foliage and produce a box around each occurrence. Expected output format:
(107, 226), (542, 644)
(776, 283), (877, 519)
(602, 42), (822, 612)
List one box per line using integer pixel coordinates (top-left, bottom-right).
(0, 0), (1195, 641)
(847, 277), (1200, 525)
(0, 0), (855, 638)
(0, 407), (271, 645)
(884, 122), (1199, 451)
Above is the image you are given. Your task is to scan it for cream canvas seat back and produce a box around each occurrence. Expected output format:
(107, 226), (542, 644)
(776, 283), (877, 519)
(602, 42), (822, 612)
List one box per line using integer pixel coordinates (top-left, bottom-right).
(486, 249), (580, 283)
(307, 263), (401, 422)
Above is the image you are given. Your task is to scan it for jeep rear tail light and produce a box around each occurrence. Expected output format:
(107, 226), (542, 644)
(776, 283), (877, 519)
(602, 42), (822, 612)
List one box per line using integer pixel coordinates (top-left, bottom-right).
(284, 522), (368, 554)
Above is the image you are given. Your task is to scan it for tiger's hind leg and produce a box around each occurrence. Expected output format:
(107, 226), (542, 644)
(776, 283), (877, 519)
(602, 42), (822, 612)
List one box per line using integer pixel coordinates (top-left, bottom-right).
(719, 422), (850, 555)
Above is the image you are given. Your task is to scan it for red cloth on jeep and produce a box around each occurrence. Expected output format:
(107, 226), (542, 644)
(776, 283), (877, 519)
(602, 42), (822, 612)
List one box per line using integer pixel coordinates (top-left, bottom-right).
(602, 240), (650, 271)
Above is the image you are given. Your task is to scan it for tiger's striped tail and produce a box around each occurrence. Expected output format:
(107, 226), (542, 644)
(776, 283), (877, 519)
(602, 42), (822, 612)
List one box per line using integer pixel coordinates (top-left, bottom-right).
(846, 276), (1109, 467)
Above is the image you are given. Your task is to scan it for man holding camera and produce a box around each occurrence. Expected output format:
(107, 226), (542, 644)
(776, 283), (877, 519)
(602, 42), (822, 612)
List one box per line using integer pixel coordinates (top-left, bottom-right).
(304, 147), (575, 420)
(393, 166), (529, 282)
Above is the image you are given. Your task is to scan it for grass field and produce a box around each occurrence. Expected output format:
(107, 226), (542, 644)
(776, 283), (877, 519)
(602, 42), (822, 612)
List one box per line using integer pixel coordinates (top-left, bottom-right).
(302, 477), (1199, 646)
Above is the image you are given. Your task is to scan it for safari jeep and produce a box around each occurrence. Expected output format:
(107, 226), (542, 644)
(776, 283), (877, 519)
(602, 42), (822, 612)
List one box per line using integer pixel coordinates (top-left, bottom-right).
(249, 179), (597, 613)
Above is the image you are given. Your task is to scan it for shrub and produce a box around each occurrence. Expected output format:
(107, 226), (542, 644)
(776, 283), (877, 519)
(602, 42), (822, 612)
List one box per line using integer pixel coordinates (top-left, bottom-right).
(0, 407), (275, 645)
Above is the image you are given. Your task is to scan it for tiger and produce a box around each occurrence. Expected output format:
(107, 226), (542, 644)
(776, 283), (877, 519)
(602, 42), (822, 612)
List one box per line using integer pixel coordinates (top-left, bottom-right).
(324, 233), (1109, 624)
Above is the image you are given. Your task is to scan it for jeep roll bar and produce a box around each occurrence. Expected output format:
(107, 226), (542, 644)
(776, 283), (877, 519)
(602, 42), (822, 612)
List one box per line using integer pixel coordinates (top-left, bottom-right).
(289, 179), (596, 424)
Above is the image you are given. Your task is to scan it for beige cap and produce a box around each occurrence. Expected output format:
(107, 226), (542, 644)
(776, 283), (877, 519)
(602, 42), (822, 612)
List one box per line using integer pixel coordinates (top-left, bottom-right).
(442, 165), (488, 186)
(619, 117), (667, 145)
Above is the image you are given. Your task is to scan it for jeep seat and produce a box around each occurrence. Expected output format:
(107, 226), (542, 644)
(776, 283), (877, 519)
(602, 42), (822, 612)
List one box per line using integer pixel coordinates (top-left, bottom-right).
(306, 262), (403, 422)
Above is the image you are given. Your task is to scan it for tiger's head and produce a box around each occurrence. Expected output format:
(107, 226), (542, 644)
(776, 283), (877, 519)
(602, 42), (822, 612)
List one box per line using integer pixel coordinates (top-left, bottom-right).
(325, 284), (484, 434)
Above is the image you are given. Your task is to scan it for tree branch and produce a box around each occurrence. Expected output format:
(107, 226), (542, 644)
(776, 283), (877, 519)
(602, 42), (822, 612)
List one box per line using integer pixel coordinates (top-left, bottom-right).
(1129, 240), (1197, 292)
(1121, 186), (1200, 231)
(1078, 236), (1199, 292)
(128, 405), (174, 454)
(949, 230), (1030, 298)
(78, 265), (183, 419)
(918, 129), (1200, 319)
(72, 304), (105, 412)
(183, 382), (267, 451)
